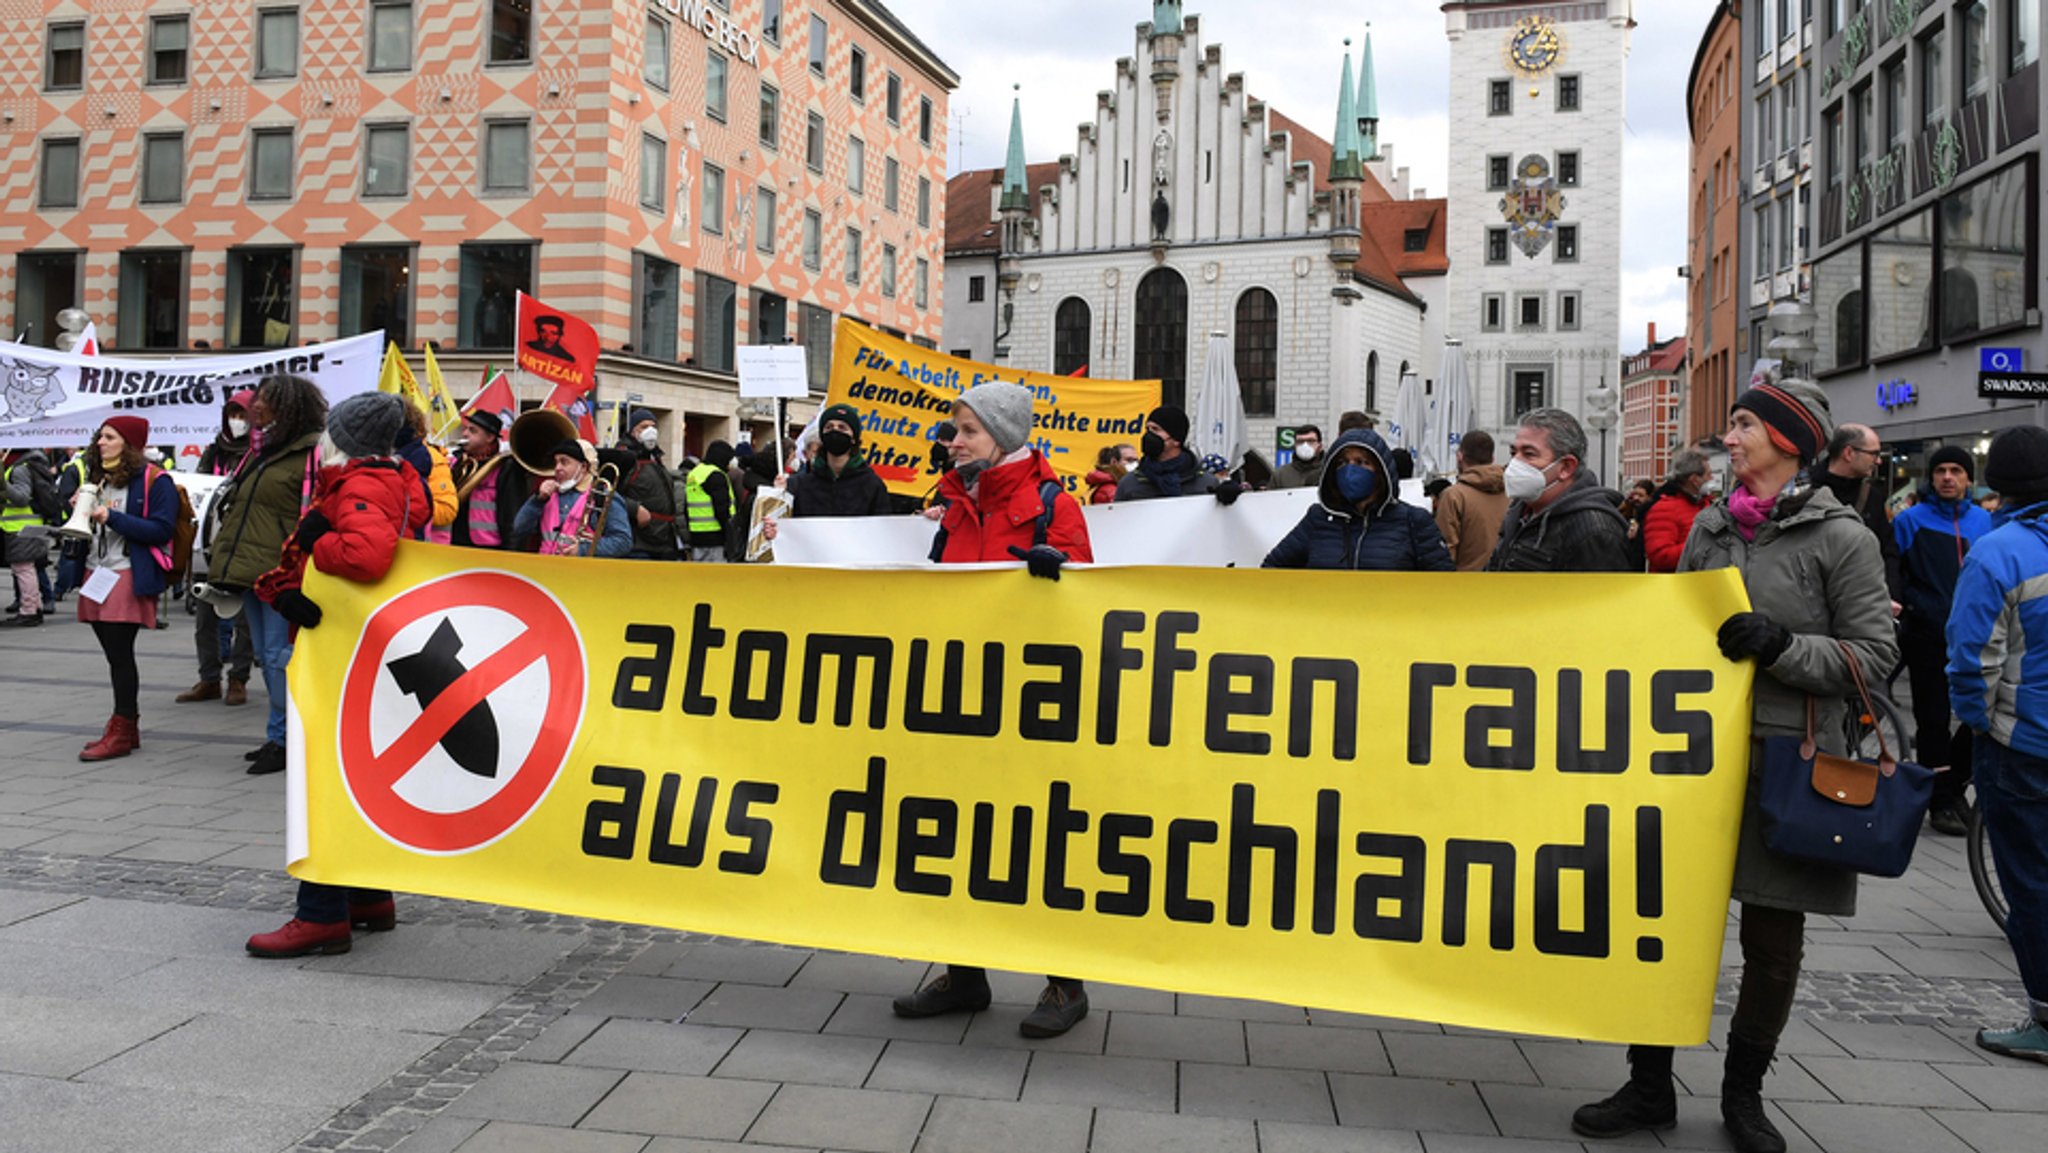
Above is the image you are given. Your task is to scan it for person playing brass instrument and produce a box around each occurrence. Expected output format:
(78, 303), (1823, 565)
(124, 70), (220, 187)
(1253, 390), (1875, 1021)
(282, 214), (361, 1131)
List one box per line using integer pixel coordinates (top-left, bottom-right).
(513, 438), (631, 557)
(448, 409), (534, 551)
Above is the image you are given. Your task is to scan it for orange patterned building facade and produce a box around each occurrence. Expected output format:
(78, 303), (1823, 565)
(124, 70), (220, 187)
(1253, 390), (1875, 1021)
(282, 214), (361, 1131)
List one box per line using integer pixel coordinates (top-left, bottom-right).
(3, 0), (954, 444)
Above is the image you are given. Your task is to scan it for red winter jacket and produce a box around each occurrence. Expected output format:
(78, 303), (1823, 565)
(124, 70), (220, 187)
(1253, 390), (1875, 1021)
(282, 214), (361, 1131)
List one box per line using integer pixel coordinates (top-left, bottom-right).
(258, 458), (430, 601)
(1085, 469), (1119, 505)
(1642, 487), (1709, 574)
(935, 451), (1093, 564)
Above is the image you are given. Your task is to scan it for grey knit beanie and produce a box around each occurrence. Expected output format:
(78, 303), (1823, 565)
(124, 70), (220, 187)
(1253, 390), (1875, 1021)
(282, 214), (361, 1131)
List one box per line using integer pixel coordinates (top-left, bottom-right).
(954, 382), (1035, 453)
(327, 392), (406, 459)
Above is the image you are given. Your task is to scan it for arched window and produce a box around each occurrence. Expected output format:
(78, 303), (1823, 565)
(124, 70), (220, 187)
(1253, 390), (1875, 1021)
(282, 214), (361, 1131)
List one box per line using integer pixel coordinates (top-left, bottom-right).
(1054, 297), (1091, 376)
(1234, 288), (1278, 416)
(1836, 290), (1864, 366)
(1365, 351), (1380, 412)
(1134, 267), (1189, 408)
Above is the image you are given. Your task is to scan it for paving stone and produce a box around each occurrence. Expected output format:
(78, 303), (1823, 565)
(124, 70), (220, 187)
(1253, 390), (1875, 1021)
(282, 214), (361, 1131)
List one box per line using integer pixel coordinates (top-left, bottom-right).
(442, 1061), (626, 1126)
(563, 1019), (745, 1076)
(1779, 1101), (1976, 1153)
(1302, 1010), (1443, 1033)
(0, 939), (169, 999)
(1177, 993), (1310, 1024)
(1247, 1021), (1393, 1075)
(1105, 1010), (1246, 1063)
(1380, 1032), (1538, 1084)
(578, 1071), (776, 1141)
(0, 895), (282, 958)
(661, 941), (811, 986)
(0, 1072), (333, 1153)
(108, 838), (238, 864)
(1512, 1039), (1631, 1091)
(515, 1014), (606, 1064)
(745, 1084), (933, 1153)
(822, 992), (974, 1043)
(574, 976), (716, 1023)
(1648, 1095), (1824, 1152)
(1808, 1021), (1989, 1064)
(1088, 1107), (1259, 1153)
(79, 1014), (438, 1107)
(643, 1140), (816, 1153)
(910, 1097), (1089, 1153)
(864, 1038), (1029, 1101)
(1934, 1062), (2048, 1112)
(1872, 946), (2025, 980)
(961, 1001), (1109, 1053)
(1254, 1119), (1424, 1152)
(388, 1114), (487, 1153)
(448, 1120), (649, 1152)
(789, 952), (934, 997)
(1327, 1073), (1496, 1135)
(0, 992), (192, 1077)
(1406, 1134), (1582, 1153)
(1019, 1051), (1176, 1112)
(1476, 1082), (1659, 1145)
(108, 956), (513, 1035)
(1793, 1055), (1982, 1108)
(307, 924), (580, 986)
(1078, 981), (1178, 1013)
(1177, 1061), (1335, 1124)
(685, 982), (843, 1032)
(1673, 1047), (1837, 1101)
(1929, 1108), (2048, 1153)
(714, 1028), (884, 1087)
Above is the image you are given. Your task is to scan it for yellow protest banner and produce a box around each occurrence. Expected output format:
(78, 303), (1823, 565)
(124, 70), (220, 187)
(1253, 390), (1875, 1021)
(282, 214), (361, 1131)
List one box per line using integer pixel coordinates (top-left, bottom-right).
(288, 547), (1753, 1044)
(825, 320), (1161, 497)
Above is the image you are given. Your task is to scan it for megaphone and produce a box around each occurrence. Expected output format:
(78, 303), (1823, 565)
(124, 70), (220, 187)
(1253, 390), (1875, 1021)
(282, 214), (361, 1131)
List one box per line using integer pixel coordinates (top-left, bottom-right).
(509, 408), (579, 476)
(56, 483), (99, 540)
(192, 582), (244, 619)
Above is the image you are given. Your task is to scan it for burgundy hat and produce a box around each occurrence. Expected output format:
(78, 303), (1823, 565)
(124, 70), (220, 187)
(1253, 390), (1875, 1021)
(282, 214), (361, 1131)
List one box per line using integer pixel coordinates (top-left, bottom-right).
(226, 389), (256, 413)
(102, 414), (150, 450)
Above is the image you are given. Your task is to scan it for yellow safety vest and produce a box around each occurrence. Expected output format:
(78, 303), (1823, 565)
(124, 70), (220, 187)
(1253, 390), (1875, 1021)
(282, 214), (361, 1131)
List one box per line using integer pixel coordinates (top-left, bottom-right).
(683, 462), (733, 535)
(0, 464), (38, 534)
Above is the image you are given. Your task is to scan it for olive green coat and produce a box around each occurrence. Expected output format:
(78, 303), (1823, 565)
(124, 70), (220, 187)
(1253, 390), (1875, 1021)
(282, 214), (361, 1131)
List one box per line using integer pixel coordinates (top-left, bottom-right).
(208, 430), (322, 588)
(1679, 486), (1899, 917)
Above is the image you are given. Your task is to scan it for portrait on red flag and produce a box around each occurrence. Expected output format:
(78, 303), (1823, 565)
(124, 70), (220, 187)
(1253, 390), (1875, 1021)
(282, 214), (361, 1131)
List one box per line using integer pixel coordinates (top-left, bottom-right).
(512, 291), (600, 396)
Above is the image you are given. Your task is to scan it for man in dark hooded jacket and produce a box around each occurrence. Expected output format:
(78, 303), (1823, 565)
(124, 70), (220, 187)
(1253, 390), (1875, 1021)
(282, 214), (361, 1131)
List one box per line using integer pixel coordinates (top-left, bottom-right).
(1486, 408), (1632, 573)
(1262, 428), (1452, 571)
(615, 408), (682, 560)
(784, 403), (891, 518)
(1115, 405), (1243, 505)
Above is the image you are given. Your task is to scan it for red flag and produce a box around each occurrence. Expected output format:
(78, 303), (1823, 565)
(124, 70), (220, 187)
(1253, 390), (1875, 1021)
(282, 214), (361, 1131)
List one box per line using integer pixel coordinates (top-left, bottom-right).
(462, 369), (518, 439)
(513, 291), (599, 420)
(544, 382), (600, 442)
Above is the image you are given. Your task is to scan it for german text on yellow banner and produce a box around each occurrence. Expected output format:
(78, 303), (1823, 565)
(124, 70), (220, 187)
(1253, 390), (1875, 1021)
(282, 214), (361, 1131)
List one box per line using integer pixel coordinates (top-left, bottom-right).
(825, 320), (1162, 497)
(288, 545), (1753, 1044)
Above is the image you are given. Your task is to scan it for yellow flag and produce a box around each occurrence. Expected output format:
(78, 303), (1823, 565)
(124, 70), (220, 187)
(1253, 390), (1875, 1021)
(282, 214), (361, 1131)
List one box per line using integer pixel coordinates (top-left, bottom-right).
(420, 343), (463, 443)
(377, 343), (430, 419)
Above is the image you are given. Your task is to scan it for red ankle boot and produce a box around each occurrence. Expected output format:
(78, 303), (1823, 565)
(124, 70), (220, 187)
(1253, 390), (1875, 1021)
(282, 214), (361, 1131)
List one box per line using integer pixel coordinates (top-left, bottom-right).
(246, 918), (352, 958)
(79, 716), (140, 762)
(348, 898), (397, 932)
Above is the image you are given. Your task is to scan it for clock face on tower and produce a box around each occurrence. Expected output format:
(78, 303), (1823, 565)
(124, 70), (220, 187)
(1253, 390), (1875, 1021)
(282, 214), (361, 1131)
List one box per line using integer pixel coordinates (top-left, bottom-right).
(1506, 15), (1562, 78)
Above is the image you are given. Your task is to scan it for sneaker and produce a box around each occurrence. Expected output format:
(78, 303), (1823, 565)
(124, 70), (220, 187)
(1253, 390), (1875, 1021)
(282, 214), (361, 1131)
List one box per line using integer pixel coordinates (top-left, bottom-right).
(891, 972), (993, 1018)
(246, 742), (286, 776)
(1928, 801), (1971, 837)
(1019, 982), (1089, 1038)
(1976, 1017), (2048, 1064)
(246, 917), (351, 958)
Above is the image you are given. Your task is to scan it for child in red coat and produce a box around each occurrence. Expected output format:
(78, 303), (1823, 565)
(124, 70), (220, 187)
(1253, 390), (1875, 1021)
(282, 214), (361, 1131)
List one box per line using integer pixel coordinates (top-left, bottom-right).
(247, 392), (429, 959)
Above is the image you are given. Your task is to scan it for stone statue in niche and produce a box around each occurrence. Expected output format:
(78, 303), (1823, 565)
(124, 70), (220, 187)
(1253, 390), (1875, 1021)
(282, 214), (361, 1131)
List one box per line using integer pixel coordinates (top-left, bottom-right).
(1152, 191), (1171, 241)
(672, 153), (694, 245)
(1152, 129), (1172, 188)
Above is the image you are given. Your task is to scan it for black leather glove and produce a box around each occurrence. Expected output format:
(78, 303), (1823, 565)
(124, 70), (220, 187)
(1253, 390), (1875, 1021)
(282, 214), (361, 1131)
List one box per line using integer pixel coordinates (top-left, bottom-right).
(1717, 612), (1792, 665)
(293, 509), (333, 551)
(1215, 479), (1245, 506)
(273, 588), (324, 630)
(1007, 544), (1068, 581)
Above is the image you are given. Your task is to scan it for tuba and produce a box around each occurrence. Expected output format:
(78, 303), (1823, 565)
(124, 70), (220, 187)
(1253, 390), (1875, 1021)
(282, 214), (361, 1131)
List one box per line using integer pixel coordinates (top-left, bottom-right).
(508, 408), (579, 476)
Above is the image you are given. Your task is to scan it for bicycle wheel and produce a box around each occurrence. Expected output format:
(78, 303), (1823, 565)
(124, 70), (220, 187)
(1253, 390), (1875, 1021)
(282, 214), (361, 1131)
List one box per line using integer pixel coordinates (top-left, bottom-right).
(1842, 692), (1910, 764)
(1967, 802), (2009, 933)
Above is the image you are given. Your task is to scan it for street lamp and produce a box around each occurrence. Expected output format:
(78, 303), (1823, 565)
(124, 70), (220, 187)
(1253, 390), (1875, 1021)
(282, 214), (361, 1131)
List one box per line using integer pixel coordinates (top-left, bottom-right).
(1585, 376), (1618, 483)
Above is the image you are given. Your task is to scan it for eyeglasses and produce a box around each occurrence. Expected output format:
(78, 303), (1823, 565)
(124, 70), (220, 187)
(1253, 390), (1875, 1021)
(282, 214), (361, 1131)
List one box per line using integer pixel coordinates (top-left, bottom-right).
(1845, 444), (1882, 459)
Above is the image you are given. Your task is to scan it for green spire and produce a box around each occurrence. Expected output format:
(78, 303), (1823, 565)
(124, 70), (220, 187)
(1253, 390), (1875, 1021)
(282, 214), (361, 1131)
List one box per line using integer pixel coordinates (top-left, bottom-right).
(1331, 40), (1362, 183)
(1001, 86), (1029, 213)
(1358, 26), (1380, 161)
(1153, 2), (1183, 35)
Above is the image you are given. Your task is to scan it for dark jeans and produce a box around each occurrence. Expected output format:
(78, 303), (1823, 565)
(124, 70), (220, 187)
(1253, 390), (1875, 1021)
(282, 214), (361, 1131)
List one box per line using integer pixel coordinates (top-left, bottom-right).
(194, 596), (253, 683)
(1904, 628), (1974, 804)
(91, 622), (141, 719)
(296, 881), (393, 926)
(1634, 902), (1805, 1066)
(944, 965), (1081, 993)
(1975, 737), (2048, 1009)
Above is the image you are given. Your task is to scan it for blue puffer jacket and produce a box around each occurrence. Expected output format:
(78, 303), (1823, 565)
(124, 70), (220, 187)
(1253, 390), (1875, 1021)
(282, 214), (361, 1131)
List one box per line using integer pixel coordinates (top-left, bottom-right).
(1261, 428), (1453, 572)
(1947, 501), (2048, 758)
(1895, 490), (1992, 635)
(99, 468), (181, 598)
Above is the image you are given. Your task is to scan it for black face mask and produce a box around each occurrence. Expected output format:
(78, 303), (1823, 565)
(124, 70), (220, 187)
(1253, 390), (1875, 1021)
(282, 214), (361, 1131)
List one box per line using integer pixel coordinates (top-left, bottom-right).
(820, 429), (855, 457)
(1141, 433), (1167, 460)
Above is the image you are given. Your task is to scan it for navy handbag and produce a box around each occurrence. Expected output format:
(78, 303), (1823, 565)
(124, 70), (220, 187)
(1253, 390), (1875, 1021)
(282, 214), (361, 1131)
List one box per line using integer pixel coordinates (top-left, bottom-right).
(1758, 642), (1935, 878)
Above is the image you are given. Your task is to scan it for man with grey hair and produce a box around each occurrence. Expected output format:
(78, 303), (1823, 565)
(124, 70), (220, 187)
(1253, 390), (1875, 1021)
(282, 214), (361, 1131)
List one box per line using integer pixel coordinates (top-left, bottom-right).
(1642, 448), (1714, 573)
(1486, 407), (1632, 573)
(1817, 422), (1905, 612)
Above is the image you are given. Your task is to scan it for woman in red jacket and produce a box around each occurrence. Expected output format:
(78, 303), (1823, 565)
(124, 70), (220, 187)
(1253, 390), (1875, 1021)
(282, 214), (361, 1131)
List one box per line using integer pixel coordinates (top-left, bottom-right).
(891, 381), (1096, 1038)
(1642, 449), (1714, 573)
(246, 393), (430, 959)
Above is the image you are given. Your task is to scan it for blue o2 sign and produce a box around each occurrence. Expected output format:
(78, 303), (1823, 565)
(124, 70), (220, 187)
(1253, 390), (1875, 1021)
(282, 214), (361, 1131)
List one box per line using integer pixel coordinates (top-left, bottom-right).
(1875, 379), (1919, 414)
(1981, 347), (2026, 373)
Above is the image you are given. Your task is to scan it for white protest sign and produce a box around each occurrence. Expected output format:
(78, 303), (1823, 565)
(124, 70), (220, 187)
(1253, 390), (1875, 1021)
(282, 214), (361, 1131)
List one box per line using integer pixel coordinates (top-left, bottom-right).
(736, 345), (810, 399)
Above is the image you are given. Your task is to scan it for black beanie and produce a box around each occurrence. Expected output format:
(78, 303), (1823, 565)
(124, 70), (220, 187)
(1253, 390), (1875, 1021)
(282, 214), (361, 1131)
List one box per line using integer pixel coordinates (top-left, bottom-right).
(819, 403), (863, 439)
(705, 440), (735, 469)
(1984, 426), (2048, 502)
(1148, 405), (1191, 445)
(1928, 444), (1976, 482)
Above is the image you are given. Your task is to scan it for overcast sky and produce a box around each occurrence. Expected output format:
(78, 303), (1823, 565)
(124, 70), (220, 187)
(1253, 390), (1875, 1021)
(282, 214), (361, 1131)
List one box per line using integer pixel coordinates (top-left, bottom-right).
(888, 0), (1721, 354)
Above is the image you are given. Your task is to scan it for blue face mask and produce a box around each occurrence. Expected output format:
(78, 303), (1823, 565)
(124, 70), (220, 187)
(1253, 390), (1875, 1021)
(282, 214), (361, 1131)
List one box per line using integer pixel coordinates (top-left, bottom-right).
(1335, 463), (1377, 504)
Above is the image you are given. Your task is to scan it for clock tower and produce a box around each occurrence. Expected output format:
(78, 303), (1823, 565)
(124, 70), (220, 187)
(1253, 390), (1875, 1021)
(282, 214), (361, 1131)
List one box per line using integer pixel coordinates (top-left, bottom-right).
(1442, 2), (1633, 485)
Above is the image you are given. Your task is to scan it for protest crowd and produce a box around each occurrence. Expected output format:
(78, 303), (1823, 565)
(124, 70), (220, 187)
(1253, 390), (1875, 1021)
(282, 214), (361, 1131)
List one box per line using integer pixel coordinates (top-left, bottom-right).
(3, 336), (2045, 1153)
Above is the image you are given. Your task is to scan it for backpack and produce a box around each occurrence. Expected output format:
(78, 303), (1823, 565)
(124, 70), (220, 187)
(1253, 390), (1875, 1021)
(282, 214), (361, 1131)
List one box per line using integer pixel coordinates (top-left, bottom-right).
(142, 467), (198, 582)
(29, 466), (64, 524)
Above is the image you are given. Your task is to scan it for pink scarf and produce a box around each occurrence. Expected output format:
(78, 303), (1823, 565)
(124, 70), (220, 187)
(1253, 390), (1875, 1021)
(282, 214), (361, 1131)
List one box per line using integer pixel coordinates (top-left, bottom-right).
(1728, 485), (1777, 542)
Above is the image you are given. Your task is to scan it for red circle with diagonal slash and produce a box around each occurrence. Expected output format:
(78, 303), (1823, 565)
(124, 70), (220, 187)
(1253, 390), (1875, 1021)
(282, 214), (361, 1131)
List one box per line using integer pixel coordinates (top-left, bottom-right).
(337, 571), (585, 854)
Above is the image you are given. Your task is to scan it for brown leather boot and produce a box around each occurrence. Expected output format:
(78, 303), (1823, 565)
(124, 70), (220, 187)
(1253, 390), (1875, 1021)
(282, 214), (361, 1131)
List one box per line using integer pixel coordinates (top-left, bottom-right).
(176, 680), (222, 703)
(80, 716), (140, 762)
(223, 680), (248, 706)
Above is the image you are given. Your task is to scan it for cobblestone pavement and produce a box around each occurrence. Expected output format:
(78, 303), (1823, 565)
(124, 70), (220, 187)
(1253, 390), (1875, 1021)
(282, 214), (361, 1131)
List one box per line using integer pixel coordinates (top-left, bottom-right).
(0, 616), (2040, 1153)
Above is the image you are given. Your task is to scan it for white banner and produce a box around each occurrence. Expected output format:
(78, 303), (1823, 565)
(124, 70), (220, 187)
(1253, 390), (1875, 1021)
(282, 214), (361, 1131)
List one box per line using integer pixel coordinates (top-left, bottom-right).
(0, 332), (384, 450)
